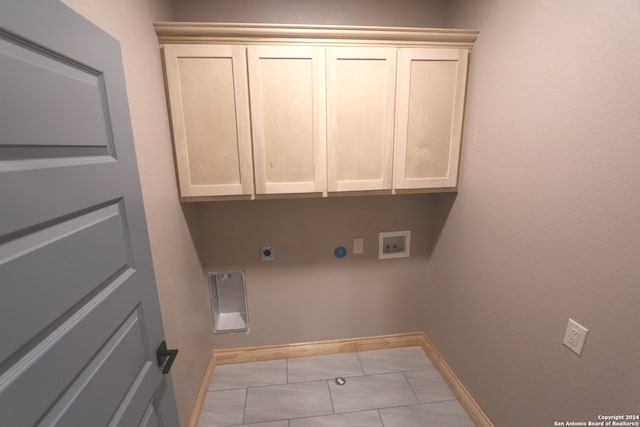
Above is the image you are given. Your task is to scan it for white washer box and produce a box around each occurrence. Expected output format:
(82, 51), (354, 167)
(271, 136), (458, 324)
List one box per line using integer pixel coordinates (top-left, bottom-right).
(378, 230), (411, 259)
(208, 271), (249, 333)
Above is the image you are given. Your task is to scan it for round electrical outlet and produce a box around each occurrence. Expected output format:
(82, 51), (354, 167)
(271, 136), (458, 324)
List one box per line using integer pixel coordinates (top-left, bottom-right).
(260, 246), (275, 261)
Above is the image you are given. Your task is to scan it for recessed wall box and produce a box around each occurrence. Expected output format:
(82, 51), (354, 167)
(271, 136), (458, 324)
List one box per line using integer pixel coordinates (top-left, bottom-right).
(208, 271), (249, 333)
(378, 230), (411, 259)
(260, 246), (275, 261)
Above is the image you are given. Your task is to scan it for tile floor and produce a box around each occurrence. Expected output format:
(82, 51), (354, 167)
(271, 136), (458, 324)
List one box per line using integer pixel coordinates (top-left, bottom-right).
(198, 346), (475, 427)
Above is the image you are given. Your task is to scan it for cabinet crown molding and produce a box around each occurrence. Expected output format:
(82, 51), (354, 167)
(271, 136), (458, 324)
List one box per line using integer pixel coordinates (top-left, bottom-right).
(154, 22), (478, 47)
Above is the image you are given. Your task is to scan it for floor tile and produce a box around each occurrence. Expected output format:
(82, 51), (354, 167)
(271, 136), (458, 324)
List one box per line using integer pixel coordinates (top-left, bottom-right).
(404, 369), (456, 403)
(197, 389), (246, 427)
(244, 381), (333, 424)
(290, 410), (383, 427)
(329, 372), (417, 413)
(229, 422), (288, 427)
(379, 400), (475, 427)
(287, 352), (364, 383)
(210, 360), (287, 391)
(357, 347), (433, 375)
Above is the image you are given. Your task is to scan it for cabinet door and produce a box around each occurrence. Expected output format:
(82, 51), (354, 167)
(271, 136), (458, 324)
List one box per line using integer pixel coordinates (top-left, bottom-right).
(248, 46), (326, 195)
(327, 47), (397, 192)
(163, 45), (253, 198)
(394, 48), (469, 189)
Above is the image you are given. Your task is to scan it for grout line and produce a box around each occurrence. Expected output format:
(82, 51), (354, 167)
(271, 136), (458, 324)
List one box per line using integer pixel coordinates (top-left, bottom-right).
(377, 400), (463, 412)
(356, 367), (428, 376)
(326, 379), (336, 414)
(402, 370), (420, 403)
(241, 387), (248, 425)
(377, 408), (386, 426)
(355, 351), (366, 376)
(346, 370), (413, 380)
(286, 408), (381, 423)
(221, 369), (417, 392)
(227, 377), (336, 391)
(427, 397), (459, 404)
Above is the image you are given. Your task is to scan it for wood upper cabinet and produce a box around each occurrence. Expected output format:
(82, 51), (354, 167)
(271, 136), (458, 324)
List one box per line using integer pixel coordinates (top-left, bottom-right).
(156, 24), (478, 201)
(248, 46), (326, 195)
(393, 48), (469, 190)
(327, 47), (397, 192)
(162, 44), (253, 198)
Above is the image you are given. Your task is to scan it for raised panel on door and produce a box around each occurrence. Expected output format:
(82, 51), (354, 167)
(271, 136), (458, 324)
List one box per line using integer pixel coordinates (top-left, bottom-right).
(0, 1), (178, 425)
(327, 47), (396, 192)
(248, 45), (326, 195)
(163, 44), (253, 198)
(394, 48), (469, 189)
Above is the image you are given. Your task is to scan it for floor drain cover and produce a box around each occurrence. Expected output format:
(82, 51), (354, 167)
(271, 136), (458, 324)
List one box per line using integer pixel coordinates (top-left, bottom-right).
(335, 377), (346, 386)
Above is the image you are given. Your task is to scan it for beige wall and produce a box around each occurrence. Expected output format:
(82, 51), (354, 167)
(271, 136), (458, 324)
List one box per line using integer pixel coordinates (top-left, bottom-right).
(60, 0), (640, 424)
(202, 195), (430, 348)
(168, 0), (448, 349)
(172, 0), (447, 27)
(60, 1), (212, 425)
(426, 1), (640, 425)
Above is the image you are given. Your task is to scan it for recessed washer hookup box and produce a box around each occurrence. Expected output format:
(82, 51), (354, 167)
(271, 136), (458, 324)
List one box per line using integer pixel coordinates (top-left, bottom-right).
(208, 271), (249, 333)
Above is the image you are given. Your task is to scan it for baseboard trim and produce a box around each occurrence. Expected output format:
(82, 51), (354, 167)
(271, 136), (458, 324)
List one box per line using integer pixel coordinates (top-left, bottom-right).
(187, 350), (216, 427)
(417, 332), (494, 427)
(214, 332), (424, 364)
(190, 332), (494, 427)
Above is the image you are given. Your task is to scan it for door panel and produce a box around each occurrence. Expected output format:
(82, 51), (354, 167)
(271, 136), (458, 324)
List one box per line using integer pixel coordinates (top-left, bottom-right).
(139, 405), (160, 427)
(0, 1), (178, 426)
(0, 203), (129, 362)
(0, 36), (112, 152)
(327, 47), (396, 192)
(112, 364), (162, 427)
(248, 45), (326, 195)
(405, 60), (457, 179)
(162, 44), (253, 198)
(38, 309), (150, 427)
(394, 48), (469, 189)
(178, 57), (242, 186)
(0, 269), (141, 427)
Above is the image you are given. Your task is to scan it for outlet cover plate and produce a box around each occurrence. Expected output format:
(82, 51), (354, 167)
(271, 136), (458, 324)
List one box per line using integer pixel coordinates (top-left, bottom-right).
(563, 318), (588, 356)
(260, 246), (275, 261)
(353, 238), (364, 254)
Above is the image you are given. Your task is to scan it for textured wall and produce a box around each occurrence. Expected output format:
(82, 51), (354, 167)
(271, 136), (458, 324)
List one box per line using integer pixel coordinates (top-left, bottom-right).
(167, 0), (448, 349)
(171, 0), (447, 27)
(60, 1), (212, 425)
(426, 1), (640, 425)
(202, 195), (430, 349)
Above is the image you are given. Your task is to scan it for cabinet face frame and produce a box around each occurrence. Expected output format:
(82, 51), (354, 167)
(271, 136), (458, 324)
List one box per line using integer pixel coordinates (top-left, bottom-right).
(156, 24), (478, 201)
(162, 44), (254, 198)
(393, 48), (469, 190)
(326, 47), (397, 193)
(248, 45), (327, 195)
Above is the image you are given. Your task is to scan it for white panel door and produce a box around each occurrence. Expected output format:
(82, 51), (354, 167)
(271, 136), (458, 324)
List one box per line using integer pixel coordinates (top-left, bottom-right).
(394, 48), (469, 189)
(248, 45), (326, 195)
(0, 1), (179, 426)
(327, 47), (397, 192)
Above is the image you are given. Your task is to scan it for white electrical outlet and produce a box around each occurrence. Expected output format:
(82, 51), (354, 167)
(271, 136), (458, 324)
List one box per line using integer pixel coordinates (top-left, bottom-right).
(562, 318), (589, 356)
(353, 238), (364, 254)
